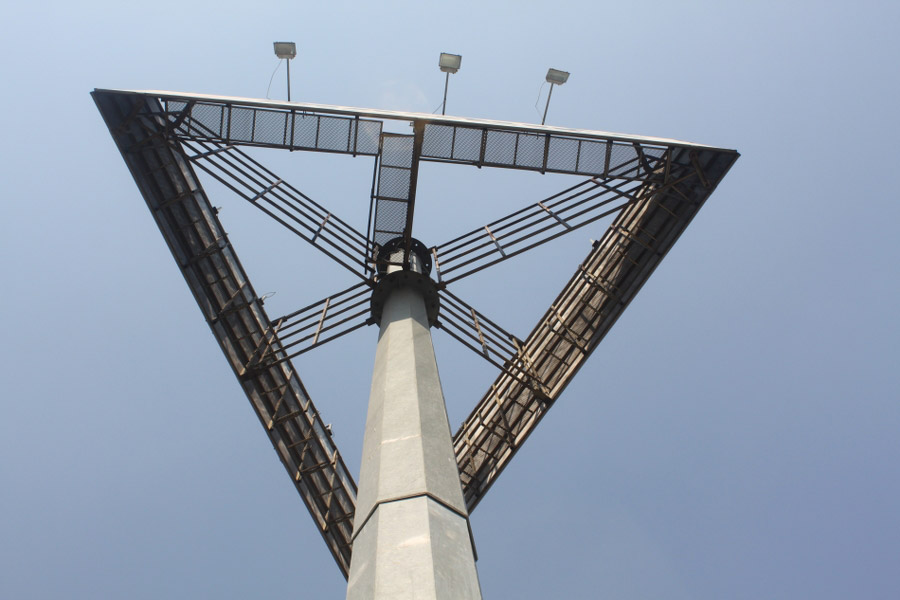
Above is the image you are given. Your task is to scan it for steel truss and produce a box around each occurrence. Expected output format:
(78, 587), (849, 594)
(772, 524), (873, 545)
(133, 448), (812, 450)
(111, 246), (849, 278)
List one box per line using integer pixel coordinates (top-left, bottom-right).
(452, 146), (737, 509)
(93, 88), (738, 577)
(93, 92), (358, 576)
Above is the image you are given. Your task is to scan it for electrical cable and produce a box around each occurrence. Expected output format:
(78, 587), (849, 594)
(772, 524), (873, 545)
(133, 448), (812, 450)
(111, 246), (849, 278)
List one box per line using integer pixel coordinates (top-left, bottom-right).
(266, 59), (283, 99)
(534, 81), (547, 119)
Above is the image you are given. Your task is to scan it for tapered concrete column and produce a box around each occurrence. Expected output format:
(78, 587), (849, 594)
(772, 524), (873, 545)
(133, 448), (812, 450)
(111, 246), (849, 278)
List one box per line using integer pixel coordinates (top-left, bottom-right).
(346, 282), (482, 600)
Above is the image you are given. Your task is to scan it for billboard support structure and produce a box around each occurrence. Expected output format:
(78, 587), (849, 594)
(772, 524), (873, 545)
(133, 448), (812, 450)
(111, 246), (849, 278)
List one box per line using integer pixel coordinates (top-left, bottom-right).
(92, 88), (738, 596)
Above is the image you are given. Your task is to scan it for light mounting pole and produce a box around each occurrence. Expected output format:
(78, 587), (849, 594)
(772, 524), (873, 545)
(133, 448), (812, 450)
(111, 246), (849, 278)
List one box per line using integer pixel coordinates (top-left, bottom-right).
(542, 68), (569, 125)
(438, 53), (461, 115)
(274, 41), (297, 101)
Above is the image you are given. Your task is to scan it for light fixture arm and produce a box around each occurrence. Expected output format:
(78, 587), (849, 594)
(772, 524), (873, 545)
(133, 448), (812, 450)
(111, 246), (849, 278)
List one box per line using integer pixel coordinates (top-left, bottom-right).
(442, 71), (450, 115)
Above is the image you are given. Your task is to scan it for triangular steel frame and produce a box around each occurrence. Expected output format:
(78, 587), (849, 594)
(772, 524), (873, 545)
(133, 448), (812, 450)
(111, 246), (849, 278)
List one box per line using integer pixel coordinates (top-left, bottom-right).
(93, 88), (738, 578)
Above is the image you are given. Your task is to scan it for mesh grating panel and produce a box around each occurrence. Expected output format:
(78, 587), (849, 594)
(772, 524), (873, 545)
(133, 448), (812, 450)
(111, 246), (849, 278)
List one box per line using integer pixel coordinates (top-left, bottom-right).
(483, 130), (517, 165)
(514, 133), (545, 169)
(317, 116), (352, 152)
(255, 109), (289, 145)
(172, 101), (381, 156)
(189, 103), (224, 137)
(418, 123), (671, 179)
(291, 114), (319, 148)
(371, 134), (417, 248)
(422, 124), (454, 158)
(546, 136), (579, 171)
(381, 135), (414, 168)
(355, 121), (381, 155)
(376, 167), (411, 200)
(577, 139), (606, 174)
(608, 142), (639, 175)
(373, 199), (409, 245)
(451, 127), (483, 161)
(155, 94), (683, 178)
(230, 107), (256, 142)
(644, 146), (666, 161)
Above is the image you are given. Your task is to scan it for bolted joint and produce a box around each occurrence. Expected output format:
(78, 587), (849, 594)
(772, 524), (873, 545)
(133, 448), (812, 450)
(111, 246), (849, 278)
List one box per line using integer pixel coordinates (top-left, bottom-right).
(371, 236), (439, 326)
(374, 237), (433, 276)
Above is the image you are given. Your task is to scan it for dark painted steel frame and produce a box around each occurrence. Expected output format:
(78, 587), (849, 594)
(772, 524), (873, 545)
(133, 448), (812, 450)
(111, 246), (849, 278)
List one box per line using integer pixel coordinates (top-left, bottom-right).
(93, 88), (738, 577)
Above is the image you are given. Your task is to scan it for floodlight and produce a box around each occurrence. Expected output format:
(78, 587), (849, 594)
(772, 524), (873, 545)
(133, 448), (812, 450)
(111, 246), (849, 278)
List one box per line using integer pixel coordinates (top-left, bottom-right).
(438, 53), (462, 115)
(545, 68), (569, 85)
(439, 52), (462, 74)
(273, 42), (297, 60)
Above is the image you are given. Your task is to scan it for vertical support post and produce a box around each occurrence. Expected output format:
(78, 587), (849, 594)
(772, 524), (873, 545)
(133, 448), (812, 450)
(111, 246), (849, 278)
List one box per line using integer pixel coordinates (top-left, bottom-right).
(442, 71), (450, 115)
(347, 261), (482, 599)
(286, 59), (292, 102)
(542, 82), (555, 125)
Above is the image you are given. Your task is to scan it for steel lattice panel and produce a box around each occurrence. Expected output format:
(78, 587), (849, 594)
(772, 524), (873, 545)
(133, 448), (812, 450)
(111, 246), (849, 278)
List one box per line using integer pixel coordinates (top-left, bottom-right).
(165, 99), (382, 156)
(372, 134), (417, 248)
(421, 122), (668, 179)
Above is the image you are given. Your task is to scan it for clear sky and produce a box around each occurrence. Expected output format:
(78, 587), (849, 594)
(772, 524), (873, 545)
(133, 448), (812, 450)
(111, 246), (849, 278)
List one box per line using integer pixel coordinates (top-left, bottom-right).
(2, 1), (899, 598)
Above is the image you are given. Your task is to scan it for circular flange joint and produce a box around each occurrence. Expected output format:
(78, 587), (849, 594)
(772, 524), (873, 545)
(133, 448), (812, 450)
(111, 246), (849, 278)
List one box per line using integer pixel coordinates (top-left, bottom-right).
(370, 237), (439, 326)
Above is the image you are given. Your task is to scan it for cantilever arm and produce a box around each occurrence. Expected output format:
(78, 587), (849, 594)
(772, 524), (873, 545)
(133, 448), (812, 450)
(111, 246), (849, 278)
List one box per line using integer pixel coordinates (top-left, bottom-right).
(430, 176), (636, 285)
(93, 90), (359, 577)
(454, 146), (739, 511)
(181, 136), (373, 279)
(261, 281), (375, 363)
(435, 288), (548, 398)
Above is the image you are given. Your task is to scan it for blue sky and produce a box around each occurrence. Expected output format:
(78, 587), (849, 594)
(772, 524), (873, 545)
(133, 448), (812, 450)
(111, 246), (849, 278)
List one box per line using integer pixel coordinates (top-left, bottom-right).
(2, 1), (899, 598)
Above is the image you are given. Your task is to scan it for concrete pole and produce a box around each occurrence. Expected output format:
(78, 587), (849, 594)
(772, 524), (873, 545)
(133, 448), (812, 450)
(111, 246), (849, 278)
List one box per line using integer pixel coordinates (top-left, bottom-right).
(346, 265), (482, 599)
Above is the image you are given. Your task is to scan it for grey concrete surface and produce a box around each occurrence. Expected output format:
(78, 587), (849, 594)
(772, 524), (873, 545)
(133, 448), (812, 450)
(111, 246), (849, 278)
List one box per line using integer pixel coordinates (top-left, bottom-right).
(347, 284), (481, 599)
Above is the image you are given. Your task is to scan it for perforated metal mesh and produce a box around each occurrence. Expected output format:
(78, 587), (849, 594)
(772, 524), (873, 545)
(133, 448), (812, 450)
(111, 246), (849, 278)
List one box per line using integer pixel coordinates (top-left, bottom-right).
(188, 102), (223, 137)
(515, 133), (545, 169)
(377, 167), (411, 200)
(380, 135), (414, 168)
(545, 136), (578, 170)
(166, 100), (381, 156)
(229, 107), (257, 142)
(420, 123), (669, 179)
(372, 199), (409, 244)
(291, 114), (319, 147)
(576, 139), (606, 173)
(483, 130), (516, 164)
(258, 109), (290, 145)
(316, 116), (351, 152)
(372, 134), (415, 246)
(421, 124), (453, 158)
(354, 121), (382, 155)
(608, 143), (638, 175)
